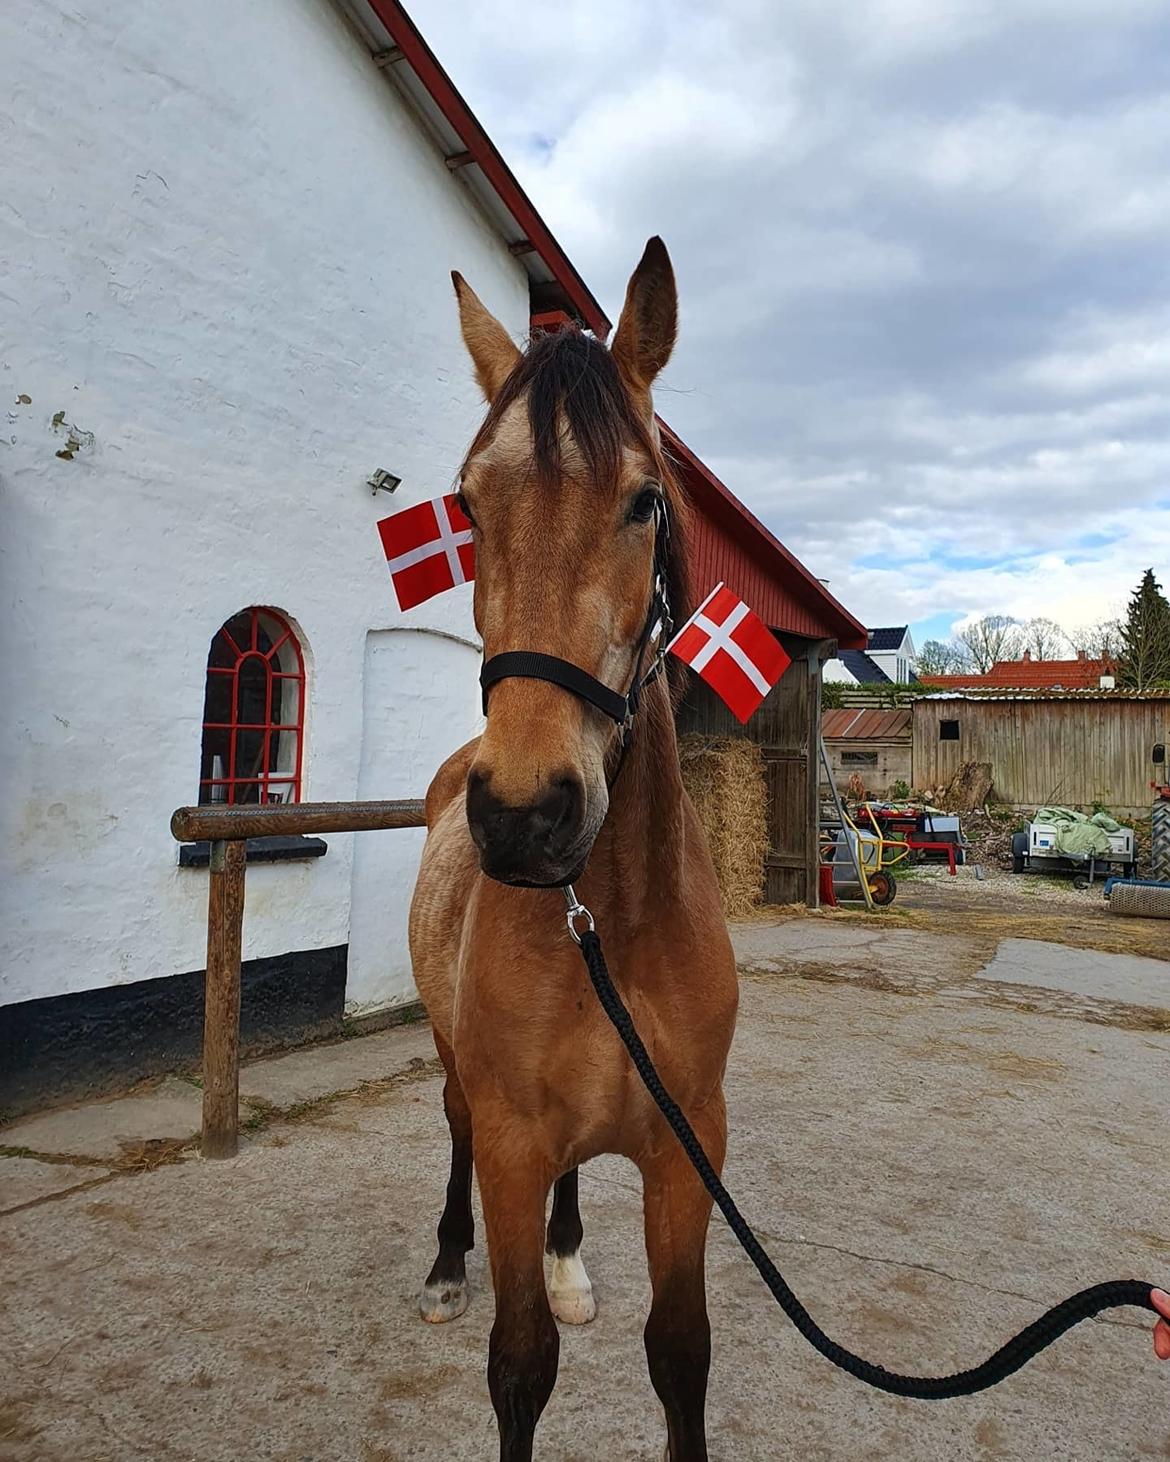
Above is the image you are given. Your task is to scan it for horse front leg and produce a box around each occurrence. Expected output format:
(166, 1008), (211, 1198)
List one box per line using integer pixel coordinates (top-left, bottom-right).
(477, 1119), (560, 1462)
(546, 1166), (596, 1324)
(419, 1032), (474, 1322)
(639, 1093), (727, 1462)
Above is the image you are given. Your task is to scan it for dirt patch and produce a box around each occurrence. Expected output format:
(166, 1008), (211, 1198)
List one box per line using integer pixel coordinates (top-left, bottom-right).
(902, 1038), (1067, 1083)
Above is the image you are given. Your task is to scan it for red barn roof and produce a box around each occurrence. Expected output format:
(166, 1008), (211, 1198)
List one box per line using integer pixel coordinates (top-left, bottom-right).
(345, 0), (867, 651)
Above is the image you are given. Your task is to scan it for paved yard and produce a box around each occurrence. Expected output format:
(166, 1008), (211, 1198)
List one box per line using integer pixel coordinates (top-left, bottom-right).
(3, 914), (1169, 1461)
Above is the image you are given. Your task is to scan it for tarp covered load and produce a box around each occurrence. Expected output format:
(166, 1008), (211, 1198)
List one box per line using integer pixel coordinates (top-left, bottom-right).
(1033, 806), (1122, 858)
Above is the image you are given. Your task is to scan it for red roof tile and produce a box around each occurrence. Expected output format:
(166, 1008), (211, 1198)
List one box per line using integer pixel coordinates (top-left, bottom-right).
(926, 656), (1114, 690)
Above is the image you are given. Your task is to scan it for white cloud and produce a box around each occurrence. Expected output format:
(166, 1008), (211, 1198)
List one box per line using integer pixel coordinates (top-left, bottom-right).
(420, 0), (1170, 635)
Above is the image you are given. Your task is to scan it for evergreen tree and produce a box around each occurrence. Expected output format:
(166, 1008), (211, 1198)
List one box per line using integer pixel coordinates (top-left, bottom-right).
(1118, 569), (1170, 688)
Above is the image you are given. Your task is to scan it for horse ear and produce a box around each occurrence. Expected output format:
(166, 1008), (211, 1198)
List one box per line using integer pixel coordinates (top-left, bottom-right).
(452, 272), (522, 401)
(611, 237), (677, 400)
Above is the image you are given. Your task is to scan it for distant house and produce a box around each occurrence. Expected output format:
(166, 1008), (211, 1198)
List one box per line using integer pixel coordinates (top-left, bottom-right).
(927, 650), (1116, 692)
(824, 626), (916, 686)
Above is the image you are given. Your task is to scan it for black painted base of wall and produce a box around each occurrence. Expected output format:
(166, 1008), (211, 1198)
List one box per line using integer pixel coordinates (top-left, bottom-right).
(0, 946), (348, 1122)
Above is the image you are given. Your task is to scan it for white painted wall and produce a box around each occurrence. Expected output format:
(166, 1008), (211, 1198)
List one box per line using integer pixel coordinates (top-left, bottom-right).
(0, 0), (527, 1008)
(347, 629), (482, 1013)
(869, 632), (917, 684)
(822, 659), (860, 686)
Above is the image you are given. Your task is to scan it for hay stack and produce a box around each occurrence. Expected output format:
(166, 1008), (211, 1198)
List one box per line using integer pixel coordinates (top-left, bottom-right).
(679, 735), (769, 917)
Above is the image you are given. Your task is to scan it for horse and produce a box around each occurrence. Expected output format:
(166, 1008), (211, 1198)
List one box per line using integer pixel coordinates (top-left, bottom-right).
(408, 237), (739, 1462)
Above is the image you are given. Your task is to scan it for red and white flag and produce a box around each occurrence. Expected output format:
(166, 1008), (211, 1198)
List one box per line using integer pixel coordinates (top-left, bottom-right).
(667, 583), (791, 722)
(377, 494), (475, 611)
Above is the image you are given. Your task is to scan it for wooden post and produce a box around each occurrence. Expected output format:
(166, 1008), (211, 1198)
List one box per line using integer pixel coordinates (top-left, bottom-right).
(805, 641), (834, 909)
(202, 839), (246, 1159)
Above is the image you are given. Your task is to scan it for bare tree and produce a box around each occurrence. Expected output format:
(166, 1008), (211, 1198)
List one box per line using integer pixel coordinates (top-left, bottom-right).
(1019, 617), (1070, 660)
(1072, 616), (1124, 662)
(917, 638), (971, 676)
(954, 615), (1022, 673)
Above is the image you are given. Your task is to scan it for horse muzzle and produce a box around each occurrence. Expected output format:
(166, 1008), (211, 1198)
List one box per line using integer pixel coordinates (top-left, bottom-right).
(465, 767), (595, 887)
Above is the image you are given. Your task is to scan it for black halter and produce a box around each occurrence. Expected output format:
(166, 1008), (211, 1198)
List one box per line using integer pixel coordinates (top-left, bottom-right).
(479, 504), (673, 742)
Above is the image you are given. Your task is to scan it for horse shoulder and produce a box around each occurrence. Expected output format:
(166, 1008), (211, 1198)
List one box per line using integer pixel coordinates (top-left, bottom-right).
(424, 736), (481, 826)
(411, 758), (480, 1044)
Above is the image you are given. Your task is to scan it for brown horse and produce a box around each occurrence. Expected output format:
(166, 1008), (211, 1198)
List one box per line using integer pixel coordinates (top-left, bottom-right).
(409, 238), (738, 1461)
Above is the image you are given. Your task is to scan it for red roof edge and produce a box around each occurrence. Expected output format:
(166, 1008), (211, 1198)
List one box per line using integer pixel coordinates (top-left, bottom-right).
(660, 424), (868, 650)
(365, 0), (611, 338)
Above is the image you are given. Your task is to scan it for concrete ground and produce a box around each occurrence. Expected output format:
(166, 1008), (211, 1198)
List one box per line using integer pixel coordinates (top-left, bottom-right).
(3, 912), (1169, 1462)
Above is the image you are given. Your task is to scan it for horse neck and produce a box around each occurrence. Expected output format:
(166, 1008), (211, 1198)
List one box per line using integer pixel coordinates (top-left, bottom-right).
(587, 677), (687, 916)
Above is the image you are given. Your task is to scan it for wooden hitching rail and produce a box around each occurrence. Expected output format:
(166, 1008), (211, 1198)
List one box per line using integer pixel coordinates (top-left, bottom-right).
(170, 800), (427, 1158)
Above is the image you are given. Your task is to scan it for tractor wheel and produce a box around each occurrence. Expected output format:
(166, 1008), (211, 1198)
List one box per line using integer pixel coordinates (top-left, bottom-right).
(1011, 831), (1028, 875)
(1152, 802), (1170, 883)
(869, 871), (897, 906)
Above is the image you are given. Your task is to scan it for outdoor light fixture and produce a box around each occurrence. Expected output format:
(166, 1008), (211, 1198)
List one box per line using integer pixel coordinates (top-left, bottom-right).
(368, 468), (402, 496)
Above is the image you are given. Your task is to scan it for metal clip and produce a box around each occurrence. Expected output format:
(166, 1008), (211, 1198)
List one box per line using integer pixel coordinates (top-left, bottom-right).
(561, 884), (595, 944)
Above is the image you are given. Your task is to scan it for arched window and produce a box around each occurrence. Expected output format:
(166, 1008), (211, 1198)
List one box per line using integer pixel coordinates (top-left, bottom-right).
(200, 607), (305, 806)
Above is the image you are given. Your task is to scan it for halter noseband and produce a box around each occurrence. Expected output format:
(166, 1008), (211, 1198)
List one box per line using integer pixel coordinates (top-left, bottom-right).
(479, 503), (673, 741)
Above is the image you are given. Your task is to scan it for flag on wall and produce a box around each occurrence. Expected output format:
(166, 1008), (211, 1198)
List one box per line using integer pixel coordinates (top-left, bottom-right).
(377, 494), (475, 611)
(667, 582), (790, 722)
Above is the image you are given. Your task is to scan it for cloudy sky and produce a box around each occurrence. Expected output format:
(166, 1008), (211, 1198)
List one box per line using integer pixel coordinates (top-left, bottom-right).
(423, 0), (1170, 648)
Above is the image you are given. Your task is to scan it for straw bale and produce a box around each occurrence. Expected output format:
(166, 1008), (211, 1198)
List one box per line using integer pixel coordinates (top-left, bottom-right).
(679, 735), (769, 917)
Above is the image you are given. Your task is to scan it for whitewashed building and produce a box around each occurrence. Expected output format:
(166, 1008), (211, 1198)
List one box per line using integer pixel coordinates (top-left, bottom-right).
(0, 0), (865, 1112)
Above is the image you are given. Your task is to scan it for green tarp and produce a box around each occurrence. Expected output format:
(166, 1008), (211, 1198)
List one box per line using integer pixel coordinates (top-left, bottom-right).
(1034, 806), (1121, 858)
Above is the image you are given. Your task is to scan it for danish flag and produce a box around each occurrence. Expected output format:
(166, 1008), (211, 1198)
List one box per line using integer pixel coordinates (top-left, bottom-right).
(377, 494), (475, 612)
(667, 583), (791, 722)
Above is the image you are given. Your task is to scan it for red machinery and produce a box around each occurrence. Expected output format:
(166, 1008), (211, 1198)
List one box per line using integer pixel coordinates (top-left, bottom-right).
(859, 804), (963, 875)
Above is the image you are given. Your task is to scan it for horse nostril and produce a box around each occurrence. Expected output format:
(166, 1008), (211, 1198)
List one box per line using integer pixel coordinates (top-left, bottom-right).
(547, 776), (584, 851)
(465, 768), (493, 851)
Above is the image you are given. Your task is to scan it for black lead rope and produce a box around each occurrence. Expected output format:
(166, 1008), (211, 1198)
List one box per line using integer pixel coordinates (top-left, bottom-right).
(572, 922), (1157, 1400)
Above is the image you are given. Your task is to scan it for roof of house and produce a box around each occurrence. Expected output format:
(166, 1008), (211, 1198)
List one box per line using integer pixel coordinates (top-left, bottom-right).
(341, 0), (867, 651)
(926, 652), (1114, 691)
(823, 708), (912, 739)
(840, 650), (892, 683)
(867, 627), (908, 652)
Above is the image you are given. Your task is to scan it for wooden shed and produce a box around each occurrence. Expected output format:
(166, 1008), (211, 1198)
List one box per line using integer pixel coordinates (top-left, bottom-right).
(660, 428), (868, 908)
(912, 691), (1170, 816)
(822, 708), (912, 798)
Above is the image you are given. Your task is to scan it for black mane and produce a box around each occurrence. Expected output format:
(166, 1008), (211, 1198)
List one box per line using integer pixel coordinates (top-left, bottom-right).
(465, 327), (691, 626)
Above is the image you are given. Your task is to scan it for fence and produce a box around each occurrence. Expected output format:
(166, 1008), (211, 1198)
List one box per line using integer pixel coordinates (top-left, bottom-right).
(170, 800), (427, 1158)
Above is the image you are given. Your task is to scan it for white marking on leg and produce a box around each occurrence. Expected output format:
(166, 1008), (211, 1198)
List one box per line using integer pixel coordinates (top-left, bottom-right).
(546, 1250), (596, 1325)
(418, 1277), (470, 1324)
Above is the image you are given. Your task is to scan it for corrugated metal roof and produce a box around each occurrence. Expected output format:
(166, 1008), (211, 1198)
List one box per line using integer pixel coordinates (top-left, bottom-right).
(822, 708), (912, 739)
(918, 689), (1170, 702)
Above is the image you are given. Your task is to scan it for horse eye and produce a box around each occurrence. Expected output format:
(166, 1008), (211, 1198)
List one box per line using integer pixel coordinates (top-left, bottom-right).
(454, 490), (476, 526)
(628, 486), (661, 524)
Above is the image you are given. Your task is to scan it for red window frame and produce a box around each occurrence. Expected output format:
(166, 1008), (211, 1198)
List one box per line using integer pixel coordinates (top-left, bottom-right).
(199, 607), (305, 806)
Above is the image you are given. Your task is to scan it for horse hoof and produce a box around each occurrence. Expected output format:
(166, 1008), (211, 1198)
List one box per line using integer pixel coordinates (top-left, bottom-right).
(547, 1254), (596, 1325)
(418, 1278), (470, 1323)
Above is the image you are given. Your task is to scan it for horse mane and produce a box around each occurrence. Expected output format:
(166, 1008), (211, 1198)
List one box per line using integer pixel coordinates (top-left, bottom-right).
(464, 327), (692, 640)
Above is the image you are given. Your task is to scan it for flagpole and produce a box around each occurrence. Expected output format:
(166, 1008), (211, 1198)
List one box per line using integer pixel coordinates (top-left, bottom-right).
(665, 581), (725, 654)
